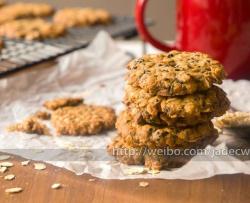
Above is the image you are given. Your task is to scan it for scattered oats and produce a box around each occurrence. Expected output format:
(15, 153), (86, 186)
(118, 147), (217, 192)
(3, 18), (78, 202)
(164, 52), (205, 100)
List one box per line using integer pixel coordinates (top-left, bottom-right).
(0, 155), (11, 161)
(0, 166), (8, 173)
(148, 170), (160, 175)
(0, 162), (14, 167)
(4, 174), (15, 181)
(139, 181), (149, 187)
(88, 178), (96, 182)
(34, 163), (46, 170)
(5, 187), (23, 193)
(51, 183), (61, 189)
(123, 167), (147, 175)
(21, 160), (30, 166)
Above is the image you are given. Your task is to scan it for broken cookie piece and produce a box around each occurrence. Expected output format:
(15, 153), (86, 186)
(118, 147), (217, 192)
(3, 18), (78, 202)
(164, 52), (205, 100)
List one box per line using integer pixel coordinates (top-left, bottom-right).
(51, 104), (116, 136)
(7, 117), (50, 135)
(43, 97), (84, 110)
(33, 111), (51, 120)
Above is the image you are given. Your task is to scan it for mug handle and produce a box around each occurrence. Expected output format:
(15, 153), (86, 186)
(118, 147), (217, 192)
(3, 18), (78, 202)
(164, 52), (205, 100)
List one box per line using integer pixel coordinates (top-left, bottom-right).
(135, 0), (177, 52)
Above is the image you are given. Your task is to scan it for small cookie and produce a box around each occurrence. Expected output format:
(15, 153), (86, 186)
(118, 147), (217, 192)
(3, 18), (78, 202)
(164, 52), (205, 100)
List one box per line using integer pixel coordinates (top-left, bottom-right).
(53, 7), (111, 28)
(7, 117), (50, 135)
(125, 85), (230, 126)
(51, 105), (116, 136)
(0, 19), (66, 40)
(107, 133), (218, 170)
(116, 110), (218, 148)
(127, 51), (226, 96)
(0, 3), (54, 24)
(43, 97), (83, 111)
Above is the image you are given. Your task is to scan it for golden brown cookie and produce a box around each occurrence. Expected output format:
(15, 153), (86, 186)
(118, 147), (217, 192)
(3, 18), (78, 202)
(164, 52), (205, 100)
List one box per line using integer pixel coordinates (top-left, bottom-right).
(127, 51), (226, 96)
(124, 85), (230, 126)
(43, 97), (84, 111)
(107, 133), (218, 170)
(115, 110), (218, 148)
(0, 3), (54, 24)
(7, 117), (50, 135)
(53, 7), (111, 28)
(0, 19), (66, 40)
(51, 105), (116, 136)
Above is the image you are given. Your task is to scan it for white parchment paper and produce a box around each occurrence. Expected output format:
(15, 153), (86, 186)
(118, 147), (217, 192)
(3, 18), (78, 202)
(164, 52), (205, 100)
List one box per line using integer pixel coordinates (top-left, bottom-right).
(0, 31), (250, 180)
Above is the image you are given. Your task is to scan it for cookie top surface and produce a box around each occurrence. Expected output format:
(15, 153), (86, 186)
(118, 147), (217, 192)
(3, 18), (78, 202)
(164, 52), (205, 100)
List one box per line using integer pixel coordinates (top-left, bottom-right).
(43, 97), (84, 111)
(115, 110), (217, 148)
(0, 18), (66, 40)
(0, 3), (54, 24)
(53, 7), (111, 28)
(124, 85), (230, 126)
(51, 105), (116, 136)
(127, 51), (226, 96)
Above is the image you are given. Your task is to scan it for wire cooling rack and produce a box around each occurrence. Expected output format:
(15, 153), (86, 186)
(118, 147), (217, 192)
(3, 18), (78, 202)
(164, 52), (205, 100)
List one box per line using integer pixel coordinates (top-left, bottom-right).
(0, 16), (139, 77)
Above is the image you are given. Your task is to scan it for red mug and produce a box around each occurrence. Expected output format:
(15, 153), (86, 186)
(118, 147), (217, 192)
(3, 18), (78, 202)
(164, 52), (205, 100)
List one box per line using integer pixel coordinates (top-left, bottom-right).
(135, 0), (250, 79)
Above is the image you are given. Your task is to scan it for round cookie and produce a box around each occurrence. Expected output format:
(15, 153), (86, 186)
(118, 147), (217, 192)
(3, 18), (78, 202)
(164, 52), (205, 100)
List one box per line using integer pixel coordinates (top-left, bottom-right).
(127, 51), (226, 96)
(51, 105), (116, 136)
(115, 110), (218, 148)
(107, 133), (218, 170)
(0, 19), (66, 40)
(124, 85), (230, 126)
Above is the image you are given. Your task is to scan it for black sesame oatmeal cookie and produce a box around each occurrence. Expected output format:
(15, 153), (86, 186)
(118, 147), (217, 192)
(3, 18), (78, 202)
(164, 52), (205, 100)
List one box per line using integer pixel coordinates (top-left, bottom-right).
(51, 105), (116, 136)
(115, 110), (218, 148)
(127, 51), (226, 96)
(107, 133), (218, 170)
(124, 85), (230, 126)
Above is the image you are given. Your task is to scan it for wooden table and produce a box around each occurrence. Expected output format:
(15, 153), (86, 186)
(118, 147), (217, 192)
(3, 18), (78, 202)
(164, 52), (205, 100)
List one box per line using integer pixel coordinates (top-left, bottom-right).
(0, 153), (249, 203)
(0, 58), (250, 203)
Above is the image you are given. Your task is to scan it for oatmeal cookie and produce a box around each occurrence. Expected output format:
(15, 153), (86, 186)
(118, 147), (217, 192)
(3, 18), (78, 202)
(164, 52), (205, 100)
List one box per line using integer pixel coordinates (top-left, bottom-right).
(214, 111), (250, 129)
(0, 3), (54, 24)
(53, 7), (111, 28)
(127, 51), (226, 96)
(7, 117), (50, 135)
(51, 105), (116, 136)
(116, 110), (218, 148)
(0, 19), (66, 40)
(107, 133), (218, 170)
(43, 97), (83, 111)
(125, 85), (230, 126)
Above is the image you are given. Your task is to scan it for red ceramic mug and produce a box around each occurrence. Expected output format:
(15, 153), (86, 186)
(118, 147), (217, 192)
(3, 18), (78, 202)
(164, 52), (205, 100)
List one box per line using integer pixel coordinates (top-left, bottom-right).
(135, 0), (250, 79)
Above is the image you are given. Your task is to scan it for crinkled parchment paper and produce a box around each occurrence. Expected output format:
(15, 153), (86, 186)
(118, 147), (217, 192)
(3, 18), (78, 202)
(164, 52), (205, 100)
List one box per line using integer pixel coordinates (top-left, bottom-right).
(0, 31), (250, 180)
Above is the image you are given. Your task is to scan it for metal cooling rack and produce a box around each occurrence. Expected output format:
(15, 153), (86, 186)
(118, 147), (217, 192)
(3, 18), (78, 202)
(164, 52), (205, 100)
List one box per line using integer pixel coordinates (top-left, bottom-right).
(0, 16), (139, 77)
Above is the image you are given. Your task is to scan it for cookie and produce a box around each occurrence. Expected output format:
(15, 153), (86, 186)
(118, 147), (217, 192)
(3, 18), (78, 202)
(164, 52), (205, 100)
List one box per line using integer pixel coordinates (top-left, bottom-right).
(107, 133), (218, 170)
(51, 105), (116, 136)
(0, 19), (66, 40)
(116, 110), (218, 148)
(124, 85), (230, 126)
(33, 111), (51, 120)
(7, 117), (50, 135)
(53, 7), (111, 28)
(0, 3), (54, 24)
(43, 97), (84, 111)
(127, 51), (226, 96)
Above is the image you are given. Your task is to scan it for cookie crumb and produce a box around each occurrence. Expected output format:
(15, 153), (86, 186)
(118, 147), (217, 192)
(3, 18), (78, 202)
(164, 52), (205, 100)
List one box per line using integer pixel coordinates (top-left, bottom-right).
(0, 162), (14, 167)
(0, 166), (8, 173)
(34, 163), (46, 170)
(43, 97), (84, 110)
(51, 183), (61, 189)
(4, 174), (15, 181)
(5, 187), (23, 194)
(139, 181), (149, 187)
(21, 160), (30, 166)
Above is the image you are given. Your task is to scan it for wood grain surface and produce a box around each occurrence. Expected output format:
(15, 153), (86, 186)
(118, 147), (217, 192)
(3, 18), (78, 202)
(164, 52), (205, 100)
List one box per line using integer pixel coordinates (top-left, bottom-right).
(0, 152), (249, 203)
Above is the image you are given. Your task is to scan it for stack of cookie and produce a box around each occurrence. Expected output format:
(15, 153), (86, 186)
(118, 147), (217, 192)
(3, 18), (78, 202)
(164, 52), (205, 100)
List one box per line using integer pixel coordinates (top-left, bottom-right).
(108, 50), (230, 170)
